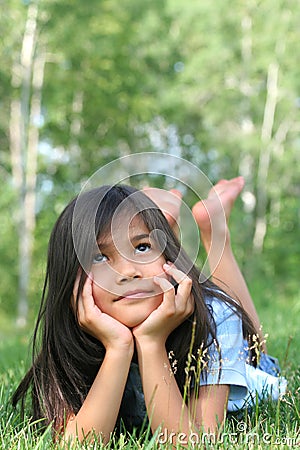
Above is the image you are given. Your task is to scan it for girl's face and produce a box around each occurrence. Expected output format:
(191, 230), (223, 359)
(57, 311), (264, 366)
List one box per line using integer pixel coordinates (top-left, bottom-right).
(91, 215), (168, 328)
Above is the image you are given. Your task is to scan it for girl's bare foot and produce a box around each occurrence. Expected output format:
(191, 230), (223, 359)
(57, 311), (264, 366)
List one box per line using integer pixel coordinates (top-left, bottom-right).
(143, 187), (182, 229)
(192, 176), (245, 240)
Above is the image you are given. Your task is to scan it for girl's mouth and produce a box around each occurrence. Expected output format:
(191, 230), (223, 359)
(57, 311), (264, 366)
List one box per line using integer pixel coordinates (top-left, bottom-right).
(114, 290), (155, 301)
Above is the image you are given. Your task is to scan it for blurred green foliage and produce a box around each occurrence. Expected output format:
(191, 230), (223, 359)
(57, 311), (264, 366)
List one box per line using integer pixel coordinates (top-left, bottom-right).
(0, 0), (299, 332)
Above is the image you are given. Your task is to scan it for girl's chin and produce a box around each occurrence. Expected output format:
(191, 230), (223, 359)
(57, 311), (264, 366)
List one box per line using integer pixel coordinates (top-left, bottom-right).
(118, 313), (153, 329)
(117, 303), (162, 328)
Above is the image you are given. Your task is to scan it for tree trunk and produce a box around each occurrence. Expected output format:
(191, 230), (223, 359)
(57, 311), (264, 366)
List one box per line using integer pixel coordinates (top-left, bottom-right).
(9, 1), (41, 326)
(70, 89), (83, 156)
(253, 62), (279, 253)
(268, 119), (292, 227)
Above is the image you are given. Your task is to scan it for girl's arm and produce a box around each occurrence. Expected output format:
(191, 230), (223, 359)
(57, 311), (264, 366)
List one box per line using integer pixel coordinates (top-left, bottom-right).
(64, 347), (132, 443)
(133, 264), (228, 443)
(191, 384), (229, 432)
(135, 340), (229, 441)
(64, 275), (134, 444)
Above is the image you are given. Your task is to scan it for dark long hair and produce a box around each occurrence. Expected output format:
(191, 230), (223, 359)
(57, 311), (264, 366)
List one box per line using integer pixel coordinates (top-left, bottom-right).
(12, 184), (257, 431)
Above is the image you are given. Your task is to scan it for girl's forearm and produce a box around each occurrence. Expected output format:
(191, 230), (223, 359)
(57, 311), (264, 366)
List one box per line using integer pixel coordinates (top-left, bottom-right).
(136, 341), (227, 445)
(64, 346), (133, 444)
(135, 340), (195, 441)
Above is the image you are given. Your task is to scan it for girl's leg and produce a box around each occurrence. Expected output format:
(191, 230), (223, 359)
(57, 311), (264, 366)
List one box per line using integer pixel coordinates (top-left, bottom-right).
(192, 176), (266, 351)
(143, 187), (182, 236)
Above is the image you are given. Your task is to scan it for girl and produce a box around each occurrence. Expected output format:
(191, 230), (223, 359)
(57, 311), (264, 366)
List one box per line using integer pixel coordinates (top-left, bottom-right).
(12, 177), (285, 444)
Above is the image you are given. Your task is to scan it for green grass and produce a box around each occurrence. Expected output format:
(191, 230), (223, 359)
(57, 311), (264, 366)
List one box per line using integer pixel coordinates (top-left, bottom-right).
(1, 292), (300, 450)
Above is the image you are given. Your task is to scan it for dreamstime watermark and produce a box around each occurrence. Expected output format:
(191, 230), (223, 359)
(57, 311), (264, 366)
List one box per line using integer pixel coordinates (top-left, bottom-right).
(157, 422), (299, 447)
(71, 152), (227, 293)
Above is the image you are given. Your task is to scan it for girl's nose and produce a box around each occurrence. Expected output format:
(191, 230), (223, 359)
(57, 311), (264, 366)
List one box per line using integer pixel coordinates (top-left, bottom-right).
(115, 258), (142, 284)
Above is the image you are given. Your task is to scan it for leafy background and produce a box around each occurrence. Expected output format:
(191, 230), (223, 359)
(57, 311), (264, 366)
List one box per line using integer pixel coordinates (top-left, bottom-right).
(0, 0), (299, 446)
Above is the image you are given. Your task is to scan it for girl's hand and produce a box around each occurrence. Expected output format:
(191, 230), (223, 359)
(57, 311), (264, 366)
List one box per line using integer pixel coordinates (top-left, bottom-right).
(73, 273), (134, 352)
(132, 263), (194, 345)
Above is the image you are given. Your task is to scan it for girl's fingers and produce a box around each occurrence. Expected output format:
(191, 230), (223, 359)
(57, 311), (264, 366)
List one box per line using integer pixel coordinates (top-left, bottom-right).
(81, 272), (93, 301)
(162, 263), (194, 313)
(163, 262), (189, 280)
(72, 271), (81, 312)
(153, 275), (175, 299)
(72, 271), (81, 297)
(153, 263), (193, 316)
(74, 272), (95, 323)
(163, 263), (192, 294)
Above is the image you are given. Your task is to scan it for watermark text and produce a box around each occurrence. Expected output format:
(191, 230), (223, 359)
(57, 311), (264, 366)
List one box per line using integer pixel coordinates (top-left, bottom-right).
(157, 424), (299, 447)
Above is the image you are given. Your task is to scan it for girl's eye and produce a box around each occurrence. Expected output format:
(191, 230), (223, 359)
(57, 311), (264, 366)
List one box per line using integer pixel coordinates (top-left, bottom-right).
(135, 243), (151, 254)
(93, 253), (108, 264)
